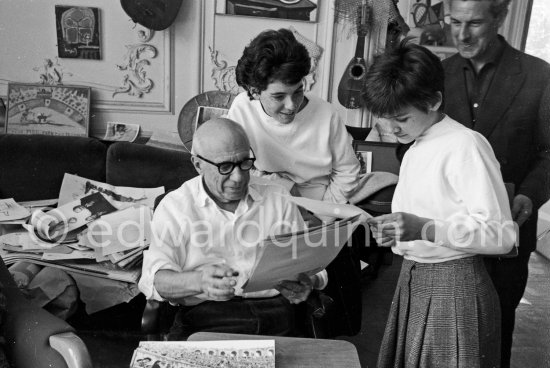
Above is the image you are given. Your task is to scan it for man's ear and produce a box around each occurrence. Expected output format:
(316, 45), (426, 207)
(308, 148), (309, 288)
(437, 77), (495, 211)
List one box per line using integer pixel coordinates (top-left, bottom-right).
(191, 155), (202, 174)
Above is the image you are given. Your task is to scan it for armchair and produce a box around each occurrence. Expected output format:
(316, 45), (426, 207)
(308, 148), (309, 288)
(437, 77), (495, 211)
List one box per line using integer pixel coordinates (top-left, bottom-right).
(0, 256), (92, 368)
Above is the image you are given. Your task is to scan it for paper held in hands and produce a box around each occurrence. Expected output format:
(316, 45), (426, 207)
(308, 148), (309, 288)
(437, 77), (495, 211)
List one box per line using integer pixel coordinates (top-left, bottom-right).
(242, 196), (371, 293)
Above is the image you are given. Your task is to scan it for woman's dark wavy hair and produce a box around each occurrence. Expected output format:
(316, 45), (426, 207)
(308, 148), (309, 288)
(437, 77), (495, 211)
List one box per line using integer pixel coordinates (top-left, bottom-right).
(361, 39), (444, 117)
(235, 28), (311, 99)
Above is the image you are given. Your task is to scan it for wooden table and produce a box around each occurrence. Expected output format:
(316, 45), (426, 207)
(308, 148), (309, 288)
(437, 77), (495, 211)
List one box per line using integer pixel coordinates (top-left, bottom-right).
(188, 332), (361, 368)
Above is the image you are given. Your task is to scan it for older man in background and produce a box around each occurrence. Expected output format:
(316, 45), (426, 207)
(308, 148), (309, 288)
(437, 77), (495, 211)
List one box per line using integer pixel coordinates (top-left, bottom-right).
(443, 1), (550, 366)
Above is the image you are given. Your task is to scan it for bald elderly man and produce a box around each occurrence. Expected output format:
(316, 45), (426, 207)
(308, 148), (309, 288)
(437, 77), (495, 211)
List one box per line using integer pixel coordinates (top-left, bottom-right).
(139, 118), (327, 339)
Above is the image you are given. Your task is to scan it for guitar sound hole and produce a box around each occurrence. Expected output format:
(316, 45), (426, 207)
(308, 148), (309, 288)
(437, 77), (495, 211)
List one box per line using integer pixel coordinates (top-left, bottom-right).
(350, 65), (365, 78)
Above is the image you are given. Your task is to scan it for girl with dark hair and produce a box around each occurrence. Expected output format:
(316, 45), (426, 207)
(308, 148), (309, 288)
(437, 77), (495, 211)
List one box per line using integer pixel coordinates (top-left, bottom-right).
(228, 28), (363, 338)
(363, 41), (516, 367)
(228, 28), (360, 215)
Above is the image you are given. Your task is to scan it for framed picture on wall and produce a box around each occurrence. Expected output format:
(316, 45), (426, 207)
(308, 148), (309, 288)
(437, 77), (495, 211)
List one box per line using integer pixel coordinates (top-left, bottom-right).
(5, 83), (91, 137)
(352, 140), (400, 175)
(217, 0), (318, 22)
(55, 6), (101, 59)
(405, 0), (455, 48)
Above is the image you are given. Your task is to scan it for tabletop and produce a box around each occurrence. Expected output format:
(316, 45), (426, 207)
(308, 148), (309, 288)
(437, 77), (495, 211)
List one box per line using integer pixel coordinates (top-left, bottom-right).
(189, 332), (361, 368)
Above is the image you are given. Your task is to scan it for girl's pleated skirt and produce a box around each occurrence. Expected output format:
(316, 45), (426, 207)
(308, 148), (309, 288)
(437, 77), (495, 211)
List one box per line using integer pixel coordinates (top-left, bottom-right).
(377, 255), (501, 368)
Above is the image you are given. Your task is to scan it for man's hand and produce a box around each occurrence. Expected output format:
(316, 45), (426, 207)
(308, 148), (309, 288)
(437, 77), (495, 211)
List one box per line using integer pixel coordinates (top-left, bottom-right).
(367, 212), (434, 246)
(198, 264), (238, 301)
(511, 194), (533, 227)
(276, 273), (314, 304)
(154, 264), (238, 304)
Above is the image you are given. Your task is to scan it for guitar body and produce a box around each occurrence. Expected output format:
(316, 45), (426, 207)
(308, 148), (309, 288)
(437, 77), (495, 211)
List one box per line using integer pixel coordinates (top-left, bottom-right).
(337, 1), (370, 109)
(338, 57), (368, 109)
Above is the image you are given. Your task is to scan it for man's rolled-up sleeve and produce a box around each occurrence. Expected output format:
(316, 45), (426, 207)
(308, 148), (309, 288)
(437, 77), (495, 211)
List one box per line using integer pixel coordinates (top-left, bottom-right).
(138, 208), (187, 301)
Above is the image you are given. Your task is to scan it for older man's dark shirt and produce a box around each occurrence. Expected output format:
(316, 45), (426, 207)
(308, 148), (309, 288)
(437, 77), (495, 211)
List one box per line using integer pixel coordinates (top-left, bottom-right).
(460, 40), (505, 127)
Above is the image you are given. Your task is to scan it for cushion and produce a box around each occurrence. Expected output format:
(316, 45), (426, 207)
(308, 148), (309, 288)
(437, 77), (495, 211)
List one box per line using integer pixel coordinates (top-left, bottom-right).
(106, 142), (197, 191)
(0, 135), (107, 201)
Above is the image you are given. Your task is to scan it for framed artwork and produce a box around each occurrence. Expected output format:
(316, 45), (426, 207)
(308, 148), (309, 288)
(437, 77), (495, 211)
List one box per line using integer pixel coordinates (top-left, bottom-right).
(5, 83), (91, 137)
(405, 0), (455, 48)
(55, 6), (101, 59)
(353, 140), (400, 175)
(217, 0), (318, 22)
(102, 122), (140, 142)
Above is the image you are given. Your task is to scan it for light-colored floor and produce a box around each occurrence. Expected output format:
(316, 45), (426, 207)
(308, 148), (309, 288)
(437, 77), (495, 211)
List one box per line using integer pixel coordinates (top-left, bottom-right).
(511, 252), (550, 368)
(342, 252), (550, 368)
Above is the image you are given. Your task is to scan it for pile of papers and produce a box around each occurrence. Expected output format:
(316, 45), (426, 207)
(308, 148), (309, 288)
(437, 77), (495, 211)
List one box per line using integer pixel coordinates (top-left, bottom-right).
(0, 173), (164, 283)
(0, 198), (32, 225)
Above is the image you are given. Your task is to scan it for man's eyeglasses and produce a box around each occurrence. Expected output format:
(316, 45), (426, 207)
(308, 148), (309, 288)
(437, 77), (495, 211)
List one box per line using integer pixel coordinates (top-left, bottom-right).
(196, 148), (256, 175)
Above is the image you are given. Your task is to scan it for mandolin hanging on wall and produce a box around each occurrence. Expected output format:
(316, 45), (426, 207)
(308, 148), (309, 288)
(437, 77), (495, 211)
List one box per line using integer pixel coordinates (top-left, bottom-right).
(337, 0), (370, 109)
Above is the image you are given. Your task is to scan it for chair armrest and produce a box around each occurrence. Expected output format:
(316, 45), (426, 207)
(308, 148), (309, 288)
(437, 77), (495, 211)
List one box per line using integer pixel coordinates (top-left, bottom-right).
(50, 332), (93, 368)
(1, 256), (89, 368)
(306, 290), (334, 319)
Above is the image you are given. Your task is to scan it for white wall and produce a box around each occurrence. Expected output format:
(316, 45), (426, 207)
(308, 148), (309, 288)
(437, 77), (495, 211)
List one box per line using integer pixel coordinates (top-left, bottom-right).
(0, 0), (529, 148)
(0, 0), (373, 148)
(0, 0), (205, 147)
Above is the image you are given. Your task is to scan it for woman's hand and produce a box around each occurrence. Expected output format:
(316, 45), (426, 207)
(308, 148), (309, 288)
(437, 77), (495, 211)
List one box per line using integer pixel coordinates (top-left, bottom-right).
(367, 212), (434, 246)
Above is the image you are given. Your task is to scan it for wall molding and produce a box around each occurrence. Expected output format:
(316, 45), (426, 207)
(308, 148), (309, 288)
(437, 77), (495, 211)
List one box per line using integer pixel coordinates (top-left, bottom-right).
(93, 27), (173, 113)
(0, 25), (173, 114)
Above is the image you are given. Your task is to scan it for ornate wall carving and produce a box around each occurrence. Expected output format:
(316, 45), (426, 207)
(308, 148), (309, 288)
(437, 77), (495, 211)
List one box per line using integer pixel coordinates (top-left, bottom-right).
(113, 43), (157, 98)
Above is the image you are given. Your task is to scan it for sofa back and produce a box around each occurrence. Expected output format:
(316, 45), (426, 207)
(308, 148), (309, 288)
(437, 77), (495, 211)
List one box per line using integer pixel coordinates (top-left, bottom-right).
(0, 135), (107, 201)
(106, 142), (196, 190)
(0, 135), (197, 201)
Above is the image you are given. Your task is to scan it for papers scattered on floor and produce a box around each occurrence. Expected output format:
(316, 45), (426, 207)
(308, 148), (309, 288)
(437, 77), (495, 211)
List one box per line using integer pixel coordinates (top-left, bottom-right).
(0, 198), (31, 223)
(58, 173), (164, 209)
(28, 192), (117, 243)
(130, 340), (275, 368)
(0, 174), (164, 283)
(0, 249), (141, 283)
(87, 206), (152, 256)
(18, 198), (58, 210)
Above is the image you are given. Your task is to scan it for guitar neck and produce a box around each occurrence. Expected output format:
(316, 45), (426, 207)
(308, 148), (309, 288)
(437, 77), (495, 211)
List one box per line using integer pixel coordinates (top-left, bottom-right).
(355, 35), (366, 59)
(354, 1), (368, 60)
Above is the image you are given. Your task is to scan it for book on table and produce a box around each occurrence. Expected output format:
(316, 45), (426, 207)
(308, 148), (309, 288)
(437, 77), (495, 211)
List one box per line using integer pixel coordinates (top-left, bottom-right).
(130, 340), (275, 368)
